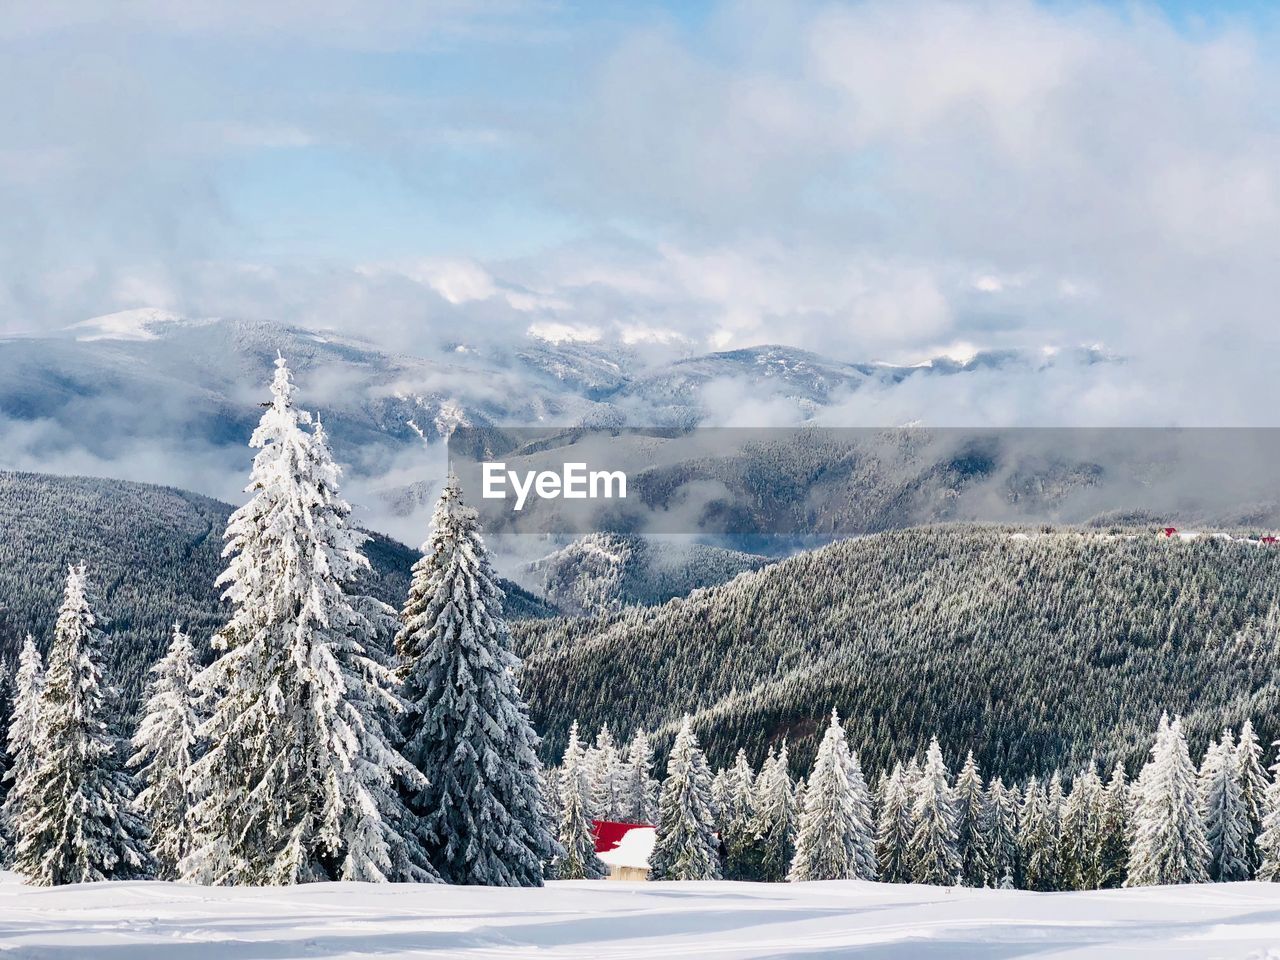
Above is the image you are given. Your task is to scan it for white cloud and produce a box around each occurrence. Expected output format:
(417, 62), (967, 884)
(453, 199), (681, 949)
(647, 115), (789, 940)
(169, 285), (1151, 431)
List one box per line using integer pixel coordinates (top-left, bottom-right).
(526, 321), (602, 344)
(5, 0), (1280, 428)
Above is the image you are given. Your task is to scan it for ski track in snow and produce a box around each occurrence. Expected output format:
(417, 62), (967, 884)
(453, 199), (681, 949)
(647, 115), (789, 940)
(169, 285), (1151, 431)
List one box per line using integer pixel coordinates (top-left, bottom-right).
(0, 874), (1278, 959)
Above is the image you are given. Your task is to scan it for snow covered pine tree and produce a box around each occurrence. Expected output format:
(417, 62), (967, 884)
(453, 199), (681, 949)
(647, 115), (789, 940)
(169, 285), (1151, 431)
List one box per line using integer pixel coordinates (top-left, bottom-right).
(875, 762), (914, 883)
(130, 624), (200, 879)
(184, 356), (435, 886)
(1127, 714), (1210, 886)
(588, 724), (627, 822)
(721, 748), (760, 880)
(2, 635), (44, 855)
(650, 716), (721, 881)
(554, 721), (608, 880)
(622, 728), (659, 824)
(789, 709), (876, 881)
(908, 737), (960, 886)
(983, 777), (1021, 888)
(14, 566), (152, 885)
(753, 743), (799, 883)
(396, 475), (558, 886)
(1198, 728), (1250, 883)
(1237, 719), (1270, 874)
(953, 751), (988, 886)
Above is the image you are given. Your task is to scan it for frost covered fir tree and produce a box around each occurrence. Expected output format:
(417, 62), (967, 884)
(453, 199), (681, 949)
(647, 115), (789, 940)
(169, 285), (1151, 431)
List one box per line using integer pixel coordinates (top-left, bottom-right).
(711, 768), (731, 829)
(1198, 729), (1250, 883)
(14, 566), (152, 885)
(903, 756), (922, 794)
(588, 724), (627, 822)
(1060, 766), (1106, 890)
(541, 765), (562, 834)
(789, 710), (876, 882)
(953, 751), (987, 885)
(554, 722), (607, 880)
(1020, 776), (1058, 891)
(2, 635), (43, 849)
(396, 475), (557, 886)
(1127, 714), (1209, 887)
(721, 748), (760, 881)
(876, 762), (914, 883)
(650, 716), (721, 881)
(1100, 762), (1131, 887)
(185, 358), (435, 886)
(983, 777), (1020, 888)
(1045, 770), (1066, 884)
(621, 729), (659, 824)
(753, 743), (798, 883)
(1237, 719), (1269, 873)
(129, 625), (200, 879)
(1256, 757), (1280, 881)
(908, 737), (960, 885)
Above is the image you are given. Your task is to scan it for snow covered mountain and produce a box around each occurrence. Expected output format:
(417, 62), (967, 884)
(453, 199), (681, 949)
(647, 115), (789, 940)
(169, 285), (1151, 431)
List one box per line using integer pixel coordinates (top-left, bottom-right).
(0, 311), (1100, 530)
(520, 533), (769, 615)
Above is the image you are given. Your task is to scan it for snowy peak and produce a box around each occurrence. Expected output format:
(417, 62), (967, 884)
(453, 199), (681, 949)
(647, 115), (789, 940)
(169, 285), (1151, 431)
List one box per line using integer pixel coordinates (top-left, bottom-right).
(65, 308), (198, 342)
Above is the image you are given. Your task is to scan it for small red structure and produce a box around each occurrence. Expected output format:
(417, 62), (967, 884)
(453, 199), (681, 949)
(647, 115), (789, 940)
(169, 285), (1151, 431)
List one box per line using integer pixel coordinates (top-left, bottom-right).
(1263, 536), (1278, 545)
(592, 819), (652, 855)
(1161, 527), (1178, 538)
(592, 820), (656, 881)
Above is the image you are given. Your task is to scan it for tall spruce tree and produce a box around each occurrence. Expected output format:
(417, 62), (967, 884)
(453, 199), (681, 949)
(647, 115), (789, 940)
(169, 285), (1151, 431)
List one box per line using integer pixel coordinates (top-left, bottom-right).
(954, 751), (987, 886)
(129, 625), (199, 879)
(395, 474), (557, 886)
(185, 357), (435, 886)
(908, 737), (960, 885)
(1127, 714), (1209, 886)
(2, 636), (44, 854)
(711, 768), (732, 831)
(753, 743), (798, 882)
(790, 710), (876, 881)
(876, 762), (914, 883)
(1256, 750), (1280, 882)
(541, 765), (563, 837)
(722, 748), (760, 880)
(1020, 776), (1057, 891)
(650, 716), (721, 881)
(1060, 766), (1106, 890)
(554, 722), (607, 880)
(622, 729), (659, 824)
(588, 724), (627, 822)
(1199, 729), (1250, 883)
(1100, 761), (1131, 888)
(1237, 719), (1269, 874)
(14, 566), (152, 885)
(983, 777), (1021, 888)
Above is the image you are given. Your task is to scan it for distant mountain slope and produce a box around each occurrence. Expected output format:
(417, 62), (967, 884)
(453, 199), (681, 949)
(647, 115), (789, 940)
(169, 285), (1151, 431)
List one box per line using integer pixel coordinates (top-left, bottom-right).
(515, 526), (1280, 781)
(0, 471), (555, 705)
(472, 426), (1280, 543)
(0, 313), (1102, 522)
(522, 533), (769, 615)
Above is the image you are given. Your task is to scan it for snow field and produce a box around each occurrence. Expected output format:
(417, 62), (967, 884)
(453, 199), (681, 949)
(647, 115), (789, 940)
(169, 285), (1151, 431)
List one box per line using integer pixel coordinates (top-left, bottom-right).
(1, 874), (1279, 959)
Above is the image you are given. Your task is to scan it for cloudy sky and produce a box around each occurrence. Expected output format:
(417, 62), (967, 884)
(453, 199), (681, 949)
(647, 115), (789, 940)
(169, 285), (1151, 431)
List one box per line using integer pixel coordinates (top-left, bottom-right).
(4, 0), (1280, 421)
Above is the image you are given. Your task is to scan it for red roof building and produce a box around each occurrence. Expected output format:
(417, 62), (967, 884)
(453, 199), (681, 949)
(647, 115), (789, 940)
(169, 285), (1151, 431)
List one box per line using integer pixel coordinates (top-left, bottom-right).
(592, 820), (656, 881)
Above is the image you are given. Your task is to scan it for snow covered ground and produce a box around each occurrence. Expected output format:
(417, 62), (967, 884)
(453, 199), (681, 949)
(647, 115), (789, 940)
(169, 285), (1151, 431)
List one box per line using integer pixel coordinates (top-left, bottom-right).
(1, 874), (1279, 959)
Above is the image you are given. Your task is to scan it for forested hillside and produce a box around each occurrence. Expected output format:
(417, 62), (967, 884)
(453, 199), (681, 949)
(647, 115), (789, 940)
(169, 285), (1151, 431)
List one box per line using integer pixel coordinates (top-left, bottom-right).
(523, 533), (769, 615)
(517, 527), (1280, 781)
(0, 471), (555, 704)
